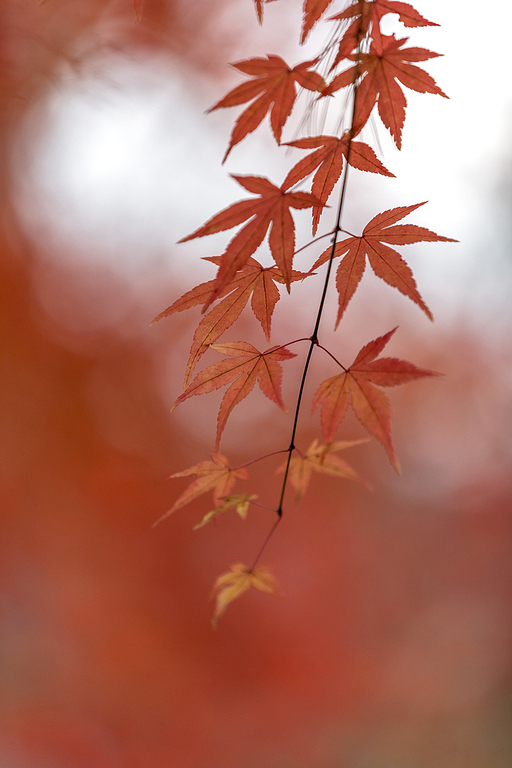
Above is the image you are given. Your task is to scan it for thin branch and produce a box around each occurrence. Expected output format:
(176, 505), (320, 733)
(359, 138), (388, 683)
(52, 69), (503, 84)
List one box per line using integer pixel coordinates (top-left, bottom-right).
(249, 26), (366, 569)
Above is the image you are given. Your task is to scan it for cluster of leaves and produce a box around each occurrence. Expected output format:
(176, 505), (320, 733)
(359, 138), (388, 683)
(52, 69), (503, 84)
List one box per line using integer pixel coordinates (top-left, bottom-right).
(154, 0), (454, 625)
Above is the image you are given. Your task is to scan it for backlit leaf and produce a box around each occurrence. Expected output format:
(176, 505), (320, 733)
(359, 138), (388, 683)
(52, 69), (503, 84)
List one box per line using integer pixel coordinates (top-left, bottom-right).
(277, 438), (370, 502)
(284, 133), (393, 233)
(311, 203), (457, 324)
(211, 563), (282, 626)
(208, 55), (325, 160)
(301, 0), (336, 43)
(323, 33), (447, 148)
(153, 454), (248, 526)
(312, 328), (441, 471)
(178, 175), (322, 303)
(170, 342), (297, 450)
(329, 1), (438, 66)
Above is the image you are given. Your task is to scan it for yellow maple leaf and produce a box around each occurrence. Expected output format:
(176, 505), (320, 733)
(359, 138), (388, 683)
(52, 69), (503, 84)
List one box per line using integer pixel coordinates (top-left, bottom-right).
(211, 563), (282, 627)
(277, 438), (370, 502)
(153, 454), (248, 526)
(192, 494), (258, 530)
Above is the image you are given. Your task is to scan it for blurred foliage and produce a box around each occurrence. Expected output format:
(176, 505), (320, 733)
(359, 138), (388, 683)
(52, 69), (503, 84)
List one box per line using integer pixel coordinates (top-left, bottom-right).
(0, 2), (511, 766)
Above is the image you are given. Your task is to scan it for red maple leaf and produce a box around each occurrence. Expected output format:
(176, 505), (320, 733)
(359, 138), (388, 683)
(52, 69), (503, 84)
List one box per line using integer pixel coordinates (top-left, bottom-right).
(312, 328), (441, 471)
(153, 257), (308, 386)
(153, 453), (248, 526)
(178, 175), (322, 304)
(283, 133), (394, 233)
(300, 0), (337, 42)
(208, 55), (325, 161)
(329, 1), (438, 66)
(171, 341), (297, 449)
(323, 33), (447, 148)
(311, 203), (457, 324)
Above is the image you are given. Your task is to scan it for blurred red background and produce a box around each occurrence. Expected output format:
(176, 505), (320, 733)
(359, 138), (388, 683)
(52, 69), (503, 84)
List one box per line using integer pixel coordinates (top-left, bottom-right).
(1, 1), (511, 766)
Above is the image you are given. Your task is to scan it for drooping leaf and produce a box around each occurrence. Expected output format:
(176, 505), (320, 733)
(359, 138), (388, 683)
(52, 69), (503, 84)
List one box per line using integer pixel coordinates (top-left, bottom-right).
(329, 1), (438, 66)
(178, 175), (322, 302)
(153, 257), (308, 387)
(311, 203), (457, 324)
(283, 133), (393, 233)
(151, 277), (224, 322)
(211, 563), (282, 626)
(153, 454), (248, 526)
(208, 55), (325, 160)
(276, 438), (370, 502)
(301, 0), (337, 43)
(170, 341), (297, 449)
(193, 494), (258, 530)
(312, 327), (441, 472)
(323, 33), (448, 148)
(186, 261), (307, 386)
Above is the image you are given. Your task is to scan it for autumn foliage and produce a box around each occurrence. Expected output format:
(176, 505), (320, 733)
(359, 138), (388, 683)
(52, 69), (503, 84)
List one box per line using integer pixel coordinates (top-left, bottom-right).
(154, 0), (455, 624)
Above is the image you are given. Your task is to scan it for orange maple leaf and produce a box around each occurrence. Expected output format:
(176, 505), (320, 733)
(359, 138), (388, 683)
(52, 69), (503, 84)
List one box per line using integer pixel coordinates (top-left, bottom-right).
(170, 341), (297, 450)
(283, 133), (394, 234)
(208, 55), (325, 161)
(312, 327), (441, 472)
(153, 454), (248, 526)
(328, 1), (438, 66)
(211, 563), (282, 627)
(323, 33), (447, 148)
(178, 175), (322, 302)
(153, 257), (308, 387)
(276, 437), (370, 502)
(311, 202), (457, 325)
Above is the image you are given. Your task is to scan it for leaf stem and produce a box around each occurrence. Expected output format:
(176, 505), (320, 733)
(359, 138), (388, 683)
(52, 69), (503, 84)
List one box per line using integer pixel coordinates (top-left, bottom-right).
(262, 337), (311, 355)
(316, 343), (347, 371)
(249, 517), (281, 571)
(251, 500), (279, 512)
(293, 229), (334, 257)
(231, 448), (289, 471)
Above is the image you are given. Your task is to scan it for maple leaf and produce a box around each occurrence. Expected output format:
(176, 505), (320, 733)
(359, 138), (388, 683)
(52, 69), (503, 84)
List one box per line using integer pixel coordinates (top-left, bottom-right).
(178, 175), (322, 302)
(153, 257), (309, 388)
(170, 341), (297, 450)
(283, 133), (394, 234)
(312, 328), (441, 472)
(311, 203), (457, 325)
(329, 1), (438, 66)
(323, 33), (448, 148)
(153, 454), (248, 526)
(193, 494), (257, 530)
(277, 438), (370, 502)
(208, 55), (325, 161)
(301, 0), (337, 43)
(211, 563), (282, 627)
